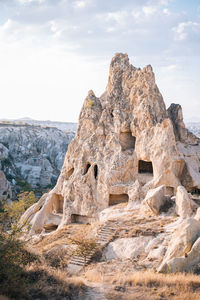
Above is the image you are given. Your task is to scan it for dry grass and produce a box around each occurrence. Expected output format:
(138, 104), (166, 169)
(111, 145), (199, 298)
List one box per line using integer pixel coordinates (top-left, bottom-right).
(85, 269), (104, 282)
(111, 270), (200, 287)
(33, 223), (92, 253)
(108, 271), (200, 300)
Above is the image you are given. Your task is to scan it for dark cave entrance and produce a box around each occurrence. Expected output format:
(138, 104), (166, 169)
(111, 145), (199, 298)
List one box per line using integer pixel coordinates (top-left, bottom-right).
(94, 164), (98, 179)
(71, 214), (91, 224)
(138, 160), (153, 174)
(108, 194), (129, 206)
(190, 188), (200, 195)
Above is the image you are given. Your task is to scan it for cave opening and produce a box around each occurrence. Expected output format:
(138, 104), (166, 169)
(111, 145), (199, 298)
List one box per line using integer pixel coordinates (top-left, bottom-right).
(71, 214), (91, 224)
(65, 167), (74, 180)
(94, 164), (98, 179)
(52, 194), (64, 214)
(83, 163), (91, 175)
(190, 188), (200, 195)
(109, 194), (129, 206)
(44, 224), (58, 233)
(119, 132), (136, 151)
(138, 160), (153, 174)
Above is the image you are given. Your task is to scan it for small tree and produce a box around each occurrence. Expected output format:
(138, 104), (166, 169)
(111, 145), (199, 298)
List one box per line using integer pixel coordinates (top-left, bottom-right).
(69, 235), (98, 269)
(4, 191), (37, 225)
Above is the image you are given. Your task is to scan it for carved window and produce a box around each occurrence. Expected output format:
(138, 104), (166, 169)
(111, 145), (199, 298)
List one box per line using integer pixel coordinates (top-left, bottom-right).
(83, 163), (91, 175)
(109, 194), (129, 206)
(119, 132), (136, 151)
(138, 160), (153, 174)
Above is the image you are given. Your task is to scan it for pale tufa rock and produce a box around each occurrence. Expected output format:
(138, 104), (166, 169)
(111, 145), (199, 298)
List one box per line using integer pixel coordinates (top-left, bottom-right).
(140, 185), (167, 215)
(21, 53), (200, 235)
(159, 237), (200, 273)
(158, 218), (200, 273)
(175, 186), (193, 218)
(104, 236), (153, 260)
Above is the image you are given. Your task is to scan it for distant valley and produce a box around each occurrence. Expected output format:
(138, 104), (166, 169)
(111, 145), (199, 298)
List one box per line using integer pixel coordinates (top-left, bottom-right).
(0, 119), (76, 199)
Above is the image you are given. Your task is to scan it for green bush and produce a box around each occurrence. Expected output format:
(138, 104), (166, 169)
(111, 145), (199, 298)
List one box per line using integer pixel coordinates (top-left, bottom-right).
(4, 191), (38, 225)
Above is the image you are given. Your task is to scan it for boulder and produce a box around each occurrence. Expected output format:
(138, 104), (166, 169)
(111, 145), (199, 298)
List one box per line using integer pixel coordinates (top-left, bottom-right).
(141, 185), (167, 215)
(175, 186), (193, 218)
(158, 218), (200, 273)
(104, 236), (153, 260)
(160, 237), (200, 273)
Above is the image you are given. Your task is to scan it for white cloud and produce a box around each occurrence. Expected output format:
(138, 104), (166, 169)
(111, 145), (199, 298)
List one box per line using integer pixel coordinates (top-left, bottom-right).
(18, 0), (45, 4)
(105, 11), (128, 24)
(163, 8), (171, 15)
(173, 21), (200, 41)
(73, 0), (91, 9)
(142, 5), (157, 16)
(49, 20), (78, 38)
(106, 27), (116, 33)
(161, 64), (177, 71)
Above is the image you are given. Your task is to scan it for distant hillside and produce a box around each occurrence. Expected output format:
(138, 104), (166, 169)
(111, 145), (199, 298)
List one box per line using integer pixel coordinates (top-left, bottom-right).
(0, 118), (78, 132)
(186, 122), (200, 138)
(0, 122), (75, 199)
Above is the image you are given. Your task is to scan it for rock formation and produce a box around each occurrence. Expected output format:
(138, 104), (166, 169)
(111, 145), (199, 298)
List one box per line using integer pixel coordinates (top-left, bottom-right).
(0, 123), (74, 197)
(22, 53), (200, 240)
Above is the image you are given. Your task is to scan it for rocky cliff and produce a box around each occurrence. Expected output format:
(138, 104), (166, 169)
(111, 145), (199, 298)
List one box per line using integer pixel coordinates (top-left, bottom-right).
(20, 53), (200, 274)
(0, 123), (74, 199)
(23, 53), (200, 236)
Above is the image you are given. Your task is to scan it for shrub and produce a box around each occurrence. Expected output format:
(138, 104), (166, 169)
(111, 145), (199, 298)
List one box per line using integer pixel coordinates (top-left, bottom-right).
(87, 99), (94, 107)
(4, 191), (38, 225)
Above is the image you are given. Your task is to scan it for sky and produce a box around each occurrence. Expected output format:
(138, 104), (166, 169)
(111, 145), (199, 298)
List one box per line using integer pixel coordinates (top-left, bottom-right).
(0, 0), (199, 123)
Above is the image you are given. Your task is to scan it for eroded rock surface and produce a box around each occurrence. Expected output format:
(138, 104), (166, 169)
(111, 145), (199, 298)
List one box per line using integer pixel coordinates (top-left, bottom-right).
(158, 218), (200, 272)
(22, 52), (200, 270)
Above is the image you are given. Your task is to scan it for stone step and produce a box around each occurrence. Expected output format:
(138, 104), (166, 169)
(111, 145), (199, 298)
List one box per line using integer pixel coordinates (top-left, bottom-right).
(70, 260), (89, 265)
(98, 237), (110, 240)
(69, 261), (85, 266)
(67, 223), (118, 271)
(70, 259), (90, 265)
(98, 239), (110, 243)
(72, 256), (92, 260)
(98, 235), (111, 238)
(100, 229), (115, 232)
(98, 231), (115, 235)
(102, 226), (116, 230)
(98, 232), (114, 236)
(104, 227), (116, 230)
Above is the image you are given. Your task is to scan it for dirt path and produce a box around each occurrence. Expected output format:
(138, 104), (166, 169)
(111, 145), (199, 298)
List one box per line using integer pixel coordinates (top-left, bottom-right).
(83, 281), (109, 300)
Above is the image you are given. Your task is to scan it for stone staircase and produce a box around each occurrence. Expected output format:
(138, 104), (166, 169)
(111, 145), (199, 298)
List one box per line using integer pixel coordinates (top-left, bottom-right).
(67, 220), (118, 273)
